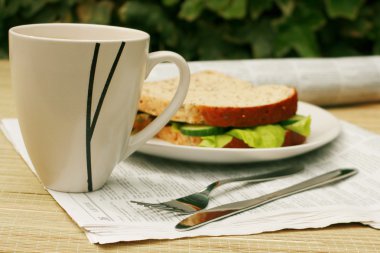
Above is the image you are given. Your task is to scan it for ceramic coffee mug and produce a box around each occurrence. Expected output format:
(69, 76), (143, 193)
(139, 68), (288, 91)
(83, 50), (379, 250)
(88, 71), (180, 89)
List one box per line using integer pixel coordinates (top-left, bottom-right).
(9, 23), (190, 192)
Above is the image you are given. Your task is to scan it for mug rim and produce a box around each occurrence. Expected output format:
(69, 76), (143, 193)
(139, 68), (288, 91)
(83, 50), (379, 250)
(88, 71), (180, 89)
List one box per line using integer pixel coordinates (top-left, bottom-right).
(9, 23), (150, 43)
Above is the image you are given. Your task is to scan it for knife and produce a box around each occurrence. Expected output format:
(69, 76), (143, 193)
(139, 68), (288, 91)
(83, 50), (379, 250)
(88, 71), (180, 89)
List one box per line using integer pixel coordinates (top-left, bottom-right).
(175, 168), (358, 231)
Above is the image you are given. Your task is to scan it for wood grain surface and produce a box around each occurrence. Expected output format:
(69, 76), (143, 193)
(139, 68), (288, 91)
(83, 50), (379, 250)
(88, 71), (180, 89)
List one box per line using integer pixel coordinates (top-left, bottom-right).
(1, 60), (380, 252)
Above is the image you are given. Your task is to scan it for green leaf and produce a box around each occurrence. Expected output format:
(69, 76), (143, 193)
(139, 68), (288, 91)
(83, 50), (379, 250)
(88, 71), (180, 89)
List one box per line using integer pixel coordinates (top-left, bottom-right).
(374, 41), (380, 55)
(283, 115), (311, 137)
(218, 0), (247, 20)
(277, 25), (320, 57)
(92, 1), (114, 24)
(273, 1), (325, 57)
(178, 0), (205, 22)
(250, 20), (275, 58)
(0, 0), (5, 18)
(228, 125), (286, 148)
(206, 0), (229, 12)
(341, 19), (373, 39)
(206, 0), (247, 20)
(292, 2), (326, 31)
(20, 0), (60, 19)
(249, 0), (273, 20)
(162, 0), (180, 7)
(195, 21), (251, 59)
(275, 0), (295, 16)
(326, 42), (360, 57)
(324, 0), (364, 20)
(77, 0), (114, 24)
(66, 0), (79, 5)
(200, 135), (233, 148)
(118, 1), (179, 48)
(31, 6), (59, 23)
(372, 4), (380, 54)
(224, 19), (275, 57)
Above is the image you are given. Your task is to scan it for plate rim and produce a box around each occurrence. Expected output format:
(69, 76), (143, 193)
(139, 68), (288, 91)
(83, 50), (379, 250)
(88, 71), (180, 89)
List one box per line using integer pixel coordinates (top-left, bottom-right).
(137, 101), (341, 163)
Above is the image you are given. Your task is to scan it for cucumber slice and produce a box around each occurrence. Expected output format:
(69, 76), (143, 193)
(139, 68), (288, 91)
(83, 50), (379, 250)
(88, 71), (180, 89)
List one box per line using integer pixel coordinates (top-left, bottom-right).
(179, 124), (227, 136)
(280, 115), (305, 126)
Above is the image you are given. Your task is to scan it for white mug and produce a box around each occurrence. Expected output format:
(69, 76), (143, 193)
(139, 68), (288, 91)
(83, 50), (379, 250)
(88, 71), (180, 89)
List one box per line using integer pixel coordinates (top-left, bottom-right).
(9, 23), (190, 192)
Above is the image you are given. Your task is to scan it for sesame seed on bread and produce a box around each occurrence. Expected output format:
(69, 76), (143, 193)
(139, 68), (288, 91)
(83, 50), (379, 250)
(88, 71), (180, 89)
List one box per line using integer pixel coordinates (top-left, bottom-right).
(139, 70), (298, 127)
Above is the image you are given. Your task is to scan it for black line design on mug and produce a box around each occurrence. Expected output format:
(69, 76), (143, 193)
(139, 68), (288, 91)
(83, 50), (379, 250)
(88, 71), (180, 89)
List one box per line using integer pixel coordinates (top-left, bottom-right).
(86, 42), (126, 192)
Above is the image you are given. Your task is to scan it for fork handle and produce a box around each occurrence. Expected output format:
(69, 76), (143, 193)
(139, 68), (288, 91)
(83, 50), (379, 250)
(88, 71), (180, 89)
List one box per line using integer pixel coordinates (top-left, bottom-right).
(202, 166), (304, 195)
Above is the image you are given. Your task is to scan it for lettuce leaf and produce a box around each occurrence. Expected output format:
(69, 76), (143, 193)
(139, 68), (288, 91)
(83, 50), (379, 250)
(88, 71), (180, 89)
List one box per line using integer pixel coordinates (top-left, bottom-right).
(228, 125), (286, 148)
(200, 135), (233, 148)
(283, 115), (311, 137)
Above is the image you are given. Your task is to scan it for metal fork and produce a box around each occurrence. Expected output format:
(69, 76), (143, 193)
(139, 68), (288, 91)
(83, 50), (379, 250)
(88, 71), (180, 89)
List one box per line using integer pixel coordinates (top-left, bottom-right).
(131, 165), (304, 213)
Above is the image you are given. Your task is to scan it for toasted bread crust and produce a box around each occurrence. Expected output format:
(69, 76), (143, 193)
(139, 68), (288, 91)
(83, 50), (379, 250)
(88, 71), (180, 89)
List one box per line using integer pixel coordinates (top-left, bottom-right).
(199, 92), (298, 127)
(139, 70), (298, 127)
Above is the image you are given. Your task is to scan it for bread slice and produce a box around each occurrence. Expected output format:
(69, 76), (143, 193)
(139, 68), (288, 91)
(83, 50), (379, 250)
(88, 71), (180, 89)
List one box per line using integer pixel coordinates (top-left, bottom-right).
(139, 70), (297, 127)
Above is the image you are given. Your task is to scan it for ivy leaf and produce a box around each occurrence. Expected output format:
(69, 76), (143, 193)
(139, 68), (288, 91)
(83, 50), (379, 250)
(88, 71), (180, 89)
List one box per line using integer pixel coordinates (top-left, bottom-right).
(324, 0), (364, 20)
(223, 19), (275, 57)
(341, 18), (373, 39)
(250, 20), (275, 58)
(196, 21), (250, 59)
(374, 41), (380, 55)
(249, 0), (273, 20)
(206, 0), (229, 12)
(293, 1), (326, 30)
(161, 0), (180, 7)
(118, 1), (179, 48)
(276, 25), (320, 57)
(0, 0), (6, 18)
(178, 0), (205, 22)
(20, 0), (60, 19)
(325, 42), (360, 56)
(218, 0), (247, 20)
(2, 0), (22, 17)
(274, 1), (324, 57)
(77, 0), (114, 24)
(275, 0), (295, 17)
(370, 3), (380, 54)
(204, 0), (247, 20)
(32, 3), (74, 23)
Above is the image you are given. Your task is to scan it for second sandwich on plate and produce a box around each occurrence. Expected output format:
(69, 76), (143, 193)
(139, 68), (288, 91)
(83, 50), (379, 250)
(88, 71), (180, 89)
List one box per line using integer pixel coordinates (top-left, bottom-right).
(133, 70), (311, 149)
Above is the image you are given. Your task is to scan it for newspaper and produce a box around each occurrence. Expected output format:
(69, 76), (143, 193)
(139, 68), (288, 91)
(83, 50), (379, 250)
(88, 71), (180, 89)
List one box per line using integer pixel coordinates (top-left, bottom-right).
(1, 118), (380, 244)
(147, 56), (380, 106)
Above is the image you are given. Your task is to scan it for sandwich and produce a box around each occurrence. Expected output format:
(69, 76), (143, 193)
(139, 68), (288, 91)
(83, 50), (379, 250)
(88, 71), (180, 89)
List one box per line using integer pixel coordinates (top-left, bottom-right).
(133, 70), (311, 148)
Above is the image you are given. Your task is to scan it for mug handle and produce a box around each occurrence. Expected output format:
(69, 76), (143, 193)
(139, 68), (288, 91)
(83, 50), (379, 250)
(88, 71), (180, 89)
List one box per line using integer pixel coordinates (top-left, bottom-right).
(124, 51), (190, 158)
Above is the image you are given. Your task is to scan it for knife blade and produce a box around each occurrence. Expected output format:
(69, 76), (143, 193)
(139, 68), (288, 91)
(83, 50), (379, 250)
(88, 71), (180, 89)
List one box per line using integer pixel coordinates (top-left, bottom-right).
(175, 168), (358, 231)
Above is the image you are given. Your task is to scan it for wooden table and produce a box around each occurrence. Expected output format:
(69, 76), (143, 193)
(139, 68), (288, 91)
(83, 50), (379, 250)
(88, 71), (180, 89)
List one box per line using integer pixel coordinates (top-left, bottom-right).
(1, 60), (380, 252)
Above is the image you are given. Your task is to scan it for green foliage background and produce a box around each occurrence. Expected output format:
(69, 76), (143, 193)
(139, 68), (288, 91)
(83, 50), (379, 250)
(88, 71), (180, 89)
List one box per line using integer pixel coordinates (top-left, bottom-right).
(1, 0), (379, 60)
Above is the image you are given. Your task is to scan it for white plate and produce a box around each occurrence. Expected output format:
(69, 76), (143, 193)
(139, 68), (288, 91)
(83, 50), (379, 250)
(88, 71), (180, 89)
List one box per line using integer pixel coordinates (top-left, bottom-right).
(137, 102), (341, 163)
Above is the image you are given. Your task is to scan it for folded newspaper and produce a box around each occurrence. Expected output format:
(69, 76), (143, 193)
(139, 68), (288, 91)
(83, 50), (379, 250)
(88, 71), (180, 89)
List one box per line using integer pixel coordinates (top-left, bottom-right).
(146, 56), (380, 106)
(1, 118), (380, 244)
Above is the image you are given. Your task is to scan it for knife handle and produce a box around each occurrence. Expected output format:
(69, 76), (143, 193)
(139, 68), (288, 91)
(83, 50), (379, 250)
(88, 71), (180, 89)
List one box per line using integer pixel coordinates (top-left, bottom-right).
(257, 168), (357, 205)
(176, 168), (358, 231)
